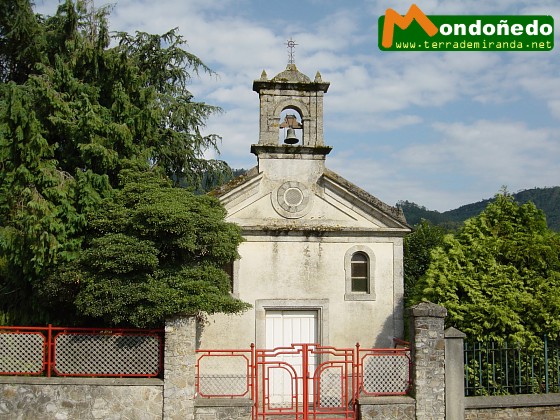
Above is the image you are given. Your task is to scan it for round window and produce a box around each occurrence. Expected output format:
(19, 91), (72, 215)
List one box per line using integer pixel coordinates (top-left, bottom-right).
(273, 181), (312, 218)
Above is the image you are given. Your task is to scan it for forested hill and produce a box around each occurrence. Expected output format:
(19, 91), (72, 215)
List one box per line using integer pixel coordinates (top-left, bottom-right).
(399, 187), (560, 232)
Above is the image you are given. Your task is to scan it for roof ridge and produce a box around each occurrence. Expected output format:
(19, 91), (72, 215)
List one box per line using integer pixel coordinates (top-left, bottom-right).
(208, 166), (259, 198)
(322, 168), (408, 225)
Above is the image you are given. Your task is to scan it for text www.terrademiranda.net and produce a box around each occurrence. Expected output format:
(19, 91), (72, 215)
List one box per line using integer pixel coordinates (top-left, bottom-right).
(394, 40), (553, 50)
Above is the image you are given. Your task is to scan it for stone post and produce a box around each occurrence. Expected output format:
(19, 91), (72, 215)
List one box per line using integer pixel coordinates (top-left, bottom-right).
(445, 327), (466, 420)
(408, 302), (447, 420)
(163, 316), (197, 420)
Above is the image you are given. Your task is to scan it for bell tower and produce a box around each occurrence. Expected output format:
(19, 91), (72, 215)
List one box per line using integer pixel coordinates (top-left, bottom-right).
(251, 63), (331, 183)
(252, 63), (330, 148)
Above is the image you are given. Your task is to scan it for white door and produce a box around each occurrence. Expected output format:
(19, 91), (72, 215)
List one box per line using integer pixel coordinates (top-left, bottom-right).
(266, 310), (317, 347)
(265, 310), (318, 406)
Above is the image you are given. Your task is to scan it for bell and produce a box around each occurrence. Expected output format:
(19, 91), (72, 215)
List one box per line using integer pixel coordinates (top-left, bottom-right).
(284, 128), (299, 145)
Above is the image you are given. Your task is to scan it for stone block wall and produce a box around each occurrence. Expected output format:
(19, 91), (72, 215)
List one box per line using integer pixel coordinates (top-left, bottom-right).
(6, 311), (560, 419)
(358, 396), (415, 419)
(163, 315), (197, 420)
(194, 398), (253, 420)
(465, 394), (560, 419)
(466, 406), (560, 419)
(408, 302), (447, 420)
(0, 377), (163, 420)
(0, 315), (199, 420)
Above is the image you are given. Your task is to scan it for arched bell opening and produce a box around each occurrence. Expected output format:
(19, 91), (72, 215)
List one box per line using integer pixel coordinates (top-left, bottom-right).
(278, 108), (303, 145)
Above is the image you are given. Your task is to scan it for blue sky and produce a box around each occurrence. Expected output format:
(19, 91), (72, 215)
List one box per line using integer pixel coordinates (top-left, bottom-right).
(34, 1), (560, 212)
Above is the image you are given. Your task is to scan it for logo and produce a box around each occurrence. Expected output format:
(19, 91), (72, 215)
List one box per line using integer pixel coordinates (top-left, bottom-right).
(379, 4), (554, 51)
(381, 4), (438, 48)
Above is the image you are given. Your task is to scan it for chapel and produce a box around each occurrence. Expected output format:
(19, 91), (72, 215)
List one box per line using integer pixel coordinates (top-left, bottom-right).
(201, 62), (410, 350)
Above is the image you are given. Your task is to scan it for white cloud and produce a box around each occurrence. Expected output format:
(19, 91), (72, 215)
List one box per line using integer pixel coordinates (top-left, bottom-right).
(328, 117), (560, 211)
(32, 0), (560, 211)
(547, 100), (560, 119)
(397, 120), (560, 203)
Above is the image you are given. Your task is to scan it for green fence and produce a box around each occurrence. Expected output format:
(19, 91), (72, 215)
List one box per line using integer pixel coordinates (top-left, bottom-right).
(464, 336), (560, 396)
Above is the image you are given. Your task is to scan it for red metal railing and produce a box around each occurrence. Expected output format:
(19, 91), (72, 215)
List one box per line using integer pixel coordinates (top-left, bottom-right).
(257, 343), (355, 420)
(196, 342), (412, 420)
(393, 337), (410, 348)
(0, 325), (164, 378)
(357, 344), (411, 397)
(195, 345), (255, 398)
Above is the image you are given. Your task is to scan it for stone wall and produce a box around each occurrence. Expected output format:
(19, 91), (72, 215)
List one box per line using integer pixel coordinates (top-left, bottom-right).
(408, 302), (447, 420)
(194, 398), (253, 420)
(465, 394), (560, 419)
(358, 396), (415, 419)
(6, 311), (560, 419)
(359, 302), (450, 420)
(0, 377), (163, 420)
(0, 315), (197, 420)
(163, 315), (197, 419)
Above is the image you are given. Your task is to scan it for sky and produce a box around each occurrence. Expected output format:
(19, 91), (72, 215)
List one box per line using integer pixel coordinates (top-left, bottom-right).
(33, 0), (560, 212)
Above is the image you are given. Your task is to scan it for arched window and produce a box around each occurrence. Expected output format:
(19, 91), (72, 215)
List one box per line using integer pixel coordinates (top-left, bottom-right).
(351, 252), (369, 293)
(344, 246), (376, 301)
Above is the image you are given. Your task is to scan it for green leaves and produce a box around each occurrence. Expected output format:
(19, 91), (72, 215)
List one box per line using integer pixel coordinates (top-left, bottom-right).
(80, 234), (159, 275)
(0, 1), (240, 326)
(75, 264), (247, 327)
(403, 219), (446, 304)
(69, 169), (247, 327)
(410, 191), (560, 347)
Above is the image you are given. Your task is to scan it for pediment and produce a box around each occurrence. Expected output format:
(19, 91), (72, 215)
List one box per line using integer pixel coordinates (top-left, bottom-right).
(212, 168), (410, 234)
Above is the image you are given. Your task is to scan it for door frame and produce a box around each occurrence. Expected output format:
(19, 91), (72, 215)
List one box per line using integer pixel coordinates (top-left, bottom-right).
(255, 299), (329, 349)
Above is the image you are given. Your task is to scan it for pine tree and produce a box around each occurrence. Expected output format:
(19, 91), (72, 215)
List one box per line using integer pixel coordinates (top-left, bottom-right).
(0, 0), (240, 325)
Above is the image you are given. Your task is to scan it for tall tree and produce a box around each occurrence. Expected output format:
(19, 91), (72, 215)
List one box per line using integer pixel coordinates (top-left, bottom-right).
(0, 0), (45, 83)
(0, 82), (90, 323)
(403, 219), (446, 306)
(0, 0), (238, 325)
(38, 169), (247, 327)
(409, 190), (560, 347)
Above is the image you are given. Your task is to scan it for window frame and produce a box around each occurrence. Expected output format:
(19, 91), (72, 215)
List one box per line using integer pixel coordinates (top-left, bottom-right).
(344, 246), (376, 301)
(350, 252), (369, 293)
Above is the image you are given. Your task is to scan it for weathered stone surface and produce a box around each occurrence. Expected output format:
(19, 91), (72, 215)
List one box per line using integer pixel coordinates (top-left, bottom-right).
(359, 396), (415, 420)
(409, 302), (447, 319)
(163, 316), (197, 420)
(409, 303), (447, 420)
(0, 380), (163, 420)
(194, 398), (252, 420)
(465, 394), (560, 419)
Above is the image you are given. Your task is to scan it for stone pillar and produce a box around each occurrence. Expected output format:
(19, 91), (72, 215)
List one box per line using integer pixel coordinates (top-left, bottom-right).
(163, 316), (197, 420)
(445, 327), (466, 420)
(408, 302), (447, 420)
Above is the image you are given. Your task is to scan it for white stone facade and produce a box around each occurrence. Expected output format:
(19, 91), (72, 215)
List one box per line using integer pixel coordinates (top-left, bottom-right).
(202, 64), (410, 350)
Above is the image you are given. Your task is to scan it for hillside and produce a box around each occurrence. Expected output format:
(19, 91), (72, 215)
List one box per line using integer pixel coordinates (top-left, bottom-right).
(399, 187), (560, 232)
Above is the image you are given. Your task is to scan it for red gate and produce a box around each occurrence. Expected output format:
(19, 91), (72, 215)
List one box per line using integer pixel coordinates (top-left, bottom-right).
(196, 343), (411, 420)
(254, 343), (356, 420)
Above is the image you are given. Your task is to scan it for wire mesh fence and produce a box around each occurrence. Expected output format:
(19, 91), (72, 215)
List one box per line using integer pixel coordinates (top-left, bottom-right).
(359, 348), (411, 396)
(196, 349), (253, 397)
(0, 325), (164, 378)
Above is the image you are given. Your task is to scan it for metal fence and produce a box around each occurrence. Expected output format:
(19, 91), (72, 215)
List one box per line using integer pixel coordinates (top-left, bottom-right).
(195, 342), (411, 400)
(196, 347), (254, 397)
(464, 336), (560, 396)
(357, 346), (411, 396)
(0, 325), (164, 378)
